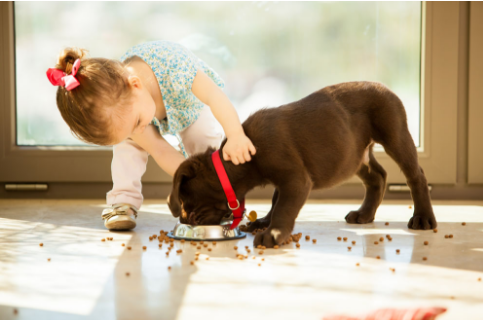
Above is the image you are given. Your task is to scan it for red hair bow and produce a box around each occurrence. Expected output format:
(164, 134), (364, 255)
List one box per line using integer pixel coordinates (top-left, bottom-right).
(46, 59), (81, 91)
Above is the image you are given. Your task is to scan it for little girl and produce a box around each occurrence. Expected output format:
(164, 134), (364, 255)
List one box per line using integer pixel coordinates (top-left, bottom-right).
(47, 40), (256, 231)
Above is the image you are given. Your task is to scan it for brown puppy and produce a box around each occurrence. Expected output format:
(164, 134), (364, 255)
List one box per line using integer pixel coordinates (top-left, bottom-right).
(167, 81), (436, 248)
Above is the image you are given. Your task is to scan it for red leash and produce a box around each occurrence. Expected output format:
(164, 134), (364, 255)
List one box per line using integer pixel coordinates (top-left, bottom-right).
(211, 150), (245, 230)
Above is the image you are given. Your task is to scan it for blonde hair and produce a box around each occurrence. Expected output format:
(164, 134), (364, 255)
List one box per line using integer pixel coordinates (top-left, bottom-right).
(54, 47), (133, 145)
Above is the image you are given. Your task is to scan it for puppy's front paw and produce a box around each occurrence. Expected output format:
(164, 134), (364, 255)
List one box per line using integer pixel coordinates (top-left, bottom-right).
(408, 214), (437, 230)
(247, 218), (270, 232)
(345, 210), (375, 224)
(253, 227), (289, 248)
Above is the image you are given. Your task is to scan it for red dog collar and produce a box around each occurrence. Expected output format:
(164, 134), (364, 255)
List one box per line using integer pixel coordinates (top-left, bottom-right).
(211, 150), (245, 230)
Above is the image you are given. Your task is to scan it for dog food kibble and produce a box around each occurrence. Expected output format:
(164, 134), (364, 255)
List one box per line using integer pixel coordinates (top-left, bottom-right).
(356, 263), (360, 267)
(305, 235), (310, 240)
(274, 245), (279, 249)
(312, 239), (317, 244)
(47, 258), (51, 261)
(126, 272), (130, 276)
(13, 308), (18, 315)
(257, 245), (262, 249)
(176, 249), (182, 254)
(234, 246), (238, 250)
(127, 246), (132, 250)
(445, 235), (449, 239)
(352, 241), (356, 245)
(396, 249), (400, 254)
(376, 256), (380, 259)
(143, 246), (147, 250)
(195, 256), (199, 261)
(348, 247), (352, 251)
(385, 222), (389, 226)
(190, 261), (194, 265)
(343, 237), (348, 242)
(195, 252), (200, 256)
(296, 243), (301, 248)
(449, 234), (454, 238)
(423, 257), (428, 261)
(181, 239), (185, 243)
(206, 257), (210, 260)
(197, 246), (201, 249)
(39, 243), (43, 247)
(200, 241), (204, 245)
(252, 256), (256, 260)
(433, 229), (438, 233)
(390, 268), (396, 272)
(379, 237), (384, 242)
(259, 250), (264, 254)
(374, 241), (379, 245)
(159, 244), (162, 248)
(409, 206), (412, 209)
(122, 243), (125, 247)
(424, 241), (429, 245)
(166, 252), (169, 256)
(246, 249), (251, 253)
(478, 278), (481, 281)
(238, 256), (244, 260)
(262, 246), (267, 250)
(337, 237), (341, 241)
(208, 248), (212, 252)
(462, 222), (466, 226)
(102, 239), (105, 242)
(149, 237), (152, 241)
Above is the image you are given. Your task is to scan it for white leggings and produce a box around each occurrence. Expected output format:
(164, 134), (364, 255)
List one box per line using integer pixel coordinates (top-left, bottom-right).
(106, 105), (224, 210)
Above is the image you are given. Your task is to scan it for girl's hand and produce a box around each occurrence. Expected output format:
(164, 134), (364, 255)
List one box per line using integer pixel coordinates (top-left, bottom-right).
(223, 132), (256, 165)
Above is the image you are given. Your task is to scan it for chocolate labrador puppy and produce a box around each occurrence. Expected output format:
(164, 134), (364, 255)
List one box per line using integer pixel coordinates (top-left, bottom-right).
(167, 81), (436, 247)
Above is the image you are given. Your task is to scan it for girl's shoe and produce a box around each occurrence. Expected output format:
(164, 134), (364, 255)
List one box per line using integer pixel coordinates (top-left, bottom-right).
(101, 204), (138, 230)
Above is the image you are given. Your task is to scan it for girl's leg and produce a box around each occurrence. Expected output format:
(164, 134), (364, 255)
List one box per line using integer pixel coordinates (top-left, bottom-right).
(178, 105), (224, 155)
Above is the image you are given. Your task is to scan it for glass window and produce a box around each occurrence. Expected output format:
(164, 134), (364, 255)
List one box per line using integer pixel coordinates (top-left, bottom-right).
(15, 2), (421, 147)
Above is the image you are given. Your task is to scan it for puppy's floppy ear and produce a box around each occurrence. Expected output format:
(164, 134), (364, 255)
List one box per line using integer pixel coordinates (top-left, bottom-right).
(167, 159), (200, 218)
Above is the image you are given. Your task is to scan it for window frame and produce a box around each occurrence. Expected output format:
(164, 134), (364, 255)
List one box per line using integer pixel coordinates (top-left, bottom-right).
(0, 2), (464, 186)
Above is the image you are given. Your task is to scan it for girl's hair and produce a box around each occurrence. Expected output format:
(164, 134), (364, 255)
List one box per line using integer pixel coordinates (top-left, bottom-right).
(54, 47), (133, 145)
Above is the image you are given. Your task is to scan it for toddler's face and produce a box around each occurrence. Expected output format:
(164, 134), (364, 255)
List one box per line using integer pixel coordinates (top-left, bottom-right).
(109, 76), (156, 145)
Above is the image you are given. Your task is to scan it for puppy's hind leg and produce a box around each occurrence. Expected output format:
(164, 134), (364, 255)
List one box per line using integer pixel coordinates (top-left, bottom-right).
(345, 144), (387, 224)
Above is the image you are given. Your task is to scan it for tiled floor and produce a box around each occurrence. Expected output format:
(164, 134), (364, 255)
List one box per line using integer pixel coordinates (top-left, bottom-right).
(0, 199), (482, 320)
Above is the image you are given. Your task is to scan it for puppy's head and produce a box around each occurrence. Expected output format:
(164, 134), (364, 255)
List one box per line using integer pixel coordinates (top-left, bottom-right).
(167, 147), (233, 225)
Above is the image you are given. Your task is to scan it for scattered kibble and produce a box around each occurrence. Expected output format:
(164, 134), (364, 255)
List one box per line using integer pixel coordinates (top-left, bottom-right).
(127, 246), (132, 250)
(433, 229), (438, 233)
(197, 246), (201, 249)
(13, 308), (18, 315)
(478, 278), (481, 282)
(149, 236), (153, 241)
(126, 272), (130, 276)
(195, 252), (200, 256)
(409, 206), (412, 209)
(195, 257), (198, 261)
(390, 268), (396, 272)
(274, 245), (279, 249)
(262, 246), (266, 250)
(462, 222), (466, 226)
(258, 263), (261, 267)
(252, 256), (256, 260)
(305, 235), (310, 240)
(356, 263), (360, 266)
(259, 250), (265, 254)
(396, 249), (400, 254)
(176, 249), (182, 254)
(424, 241), (429, 245)
(122, 243), (125, 247)
(203, 244), (208, 248)
(374, 241), (379, 245)
(312, 239), (317, 244)
(385, 222), (389, 226)
(39, 243), (44, 247)
(348, 247), (352, 251)
(159, 244), (162, 248)
(234, 246), (238, 250)
(168, 266), (171, 271)
(190, 261), (194, 265)
(208, 248), (212, 252)
(257, 245), (262, 249)
(379, 237), (384, 242)
(181, 239), (185, 243)
(449, 234), (454, 238)
(376, 256), (380, 259)
(352, 241), (356, 245)
(238, 256), (244, 260)
(337, 237), (341, 241)
(47, 258), (51, 262)
(206, 257), (210, 260)
(423, 257), (427, 261)
(200, 241), (204, 245)
(101, 239), (105, 242)
(343, 237), (348, 241)
(143, 246), (147, 250)
(445, 235), (449, 239)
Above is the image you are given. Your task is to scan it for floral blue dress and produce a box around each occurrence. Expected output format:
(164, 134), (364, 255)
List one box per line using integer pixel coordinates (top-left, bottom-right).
(120, 40), (225, 158)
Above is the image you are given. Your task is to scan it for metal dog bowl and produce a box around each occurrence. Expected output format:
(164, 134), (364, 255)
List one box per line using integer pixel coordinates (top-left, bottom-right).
(167, 219), (246, 241)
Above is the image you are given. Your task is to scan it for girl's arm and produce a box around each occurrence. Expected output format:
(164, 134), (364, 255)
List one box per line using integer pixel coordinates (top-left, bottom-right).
(191, 70), (256, 165)
(131, 125), (186, 177)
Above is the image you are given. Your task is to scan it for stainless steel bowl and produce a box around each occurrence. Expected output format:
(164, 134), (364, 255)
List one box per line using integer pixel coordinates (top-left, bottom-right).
(167, 219), (246, 241)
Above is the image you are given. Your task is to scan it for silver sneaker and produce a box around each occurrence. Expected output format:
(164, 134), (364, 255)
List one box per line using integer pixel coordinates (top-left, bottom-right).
(102, 204), (138, 231)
